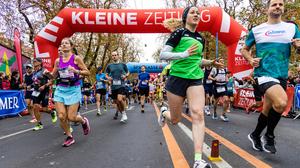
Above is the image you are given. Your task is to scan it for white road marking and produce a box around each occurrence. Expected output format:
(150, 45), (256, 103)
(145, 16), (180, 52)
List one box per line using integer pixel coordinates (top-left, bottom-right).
(127, 106), (134, 111)
(1, 104), (144, 141)
(0, 108), (98, 141)
(0, 128), (33, 140)
(178, 122), (233, 168)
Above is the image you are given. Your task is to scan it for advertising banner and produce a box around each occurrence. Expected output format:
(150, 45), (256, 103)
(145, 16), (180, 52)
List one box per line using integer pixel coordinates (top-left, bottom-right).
(0, 90), (27, 117)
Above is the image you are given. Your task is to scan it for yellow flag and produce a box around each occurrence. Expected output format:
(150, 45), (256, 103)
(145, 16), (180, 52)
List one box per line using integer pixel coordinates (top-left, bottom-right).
(3, 51), (11, 76)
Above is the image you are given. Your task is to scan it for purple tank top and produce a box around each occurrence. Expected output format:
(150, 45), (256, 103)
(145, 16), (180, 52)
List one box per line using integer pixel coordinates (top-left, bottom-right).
(57, 54), (80, 86)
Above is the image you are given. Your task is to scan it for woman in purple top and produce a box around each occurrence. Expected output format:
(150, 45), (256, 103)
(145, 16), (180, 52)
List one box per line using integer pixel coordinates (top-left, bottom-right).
(50, 38), (91, 147)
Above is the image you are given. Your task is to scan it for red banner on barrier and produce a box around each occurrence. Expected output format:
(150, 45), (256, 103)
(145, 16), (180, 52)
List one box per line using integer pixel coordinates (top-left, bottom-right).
(282, 86), (294, 117)
(234, 86), (294, 115)
(233, 88), (256, 109)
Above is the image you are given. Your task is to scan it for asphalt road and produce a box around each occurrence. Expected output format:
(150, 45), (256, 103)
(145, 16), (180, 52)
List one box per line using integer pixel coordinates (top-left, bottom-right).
(0, 102), (300, 168)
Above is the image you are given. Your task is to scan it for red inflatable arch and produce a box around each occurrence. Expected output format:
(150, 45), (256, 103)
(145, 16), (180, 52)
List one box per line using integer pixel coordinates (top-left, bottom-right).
(34, 7), (252, 77)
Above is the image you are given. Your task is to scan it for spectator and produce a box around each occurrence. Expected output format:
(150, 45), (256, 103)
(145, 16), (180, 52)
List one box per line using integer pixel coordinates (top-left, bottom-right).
(287, 70), (296, 86)
(10, 71), (21, 90)
(0, 72), (4, 89)
(2, 75), (11, 90)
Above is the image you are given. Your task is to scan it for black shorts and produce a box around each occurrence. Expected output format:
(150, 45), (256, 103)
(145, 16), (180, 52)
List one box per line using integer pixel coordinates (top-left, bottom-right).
(25, 91), (33, 99)
(111, 87), (125, 100)
(82, 91), (91, 96)
(204, 83), (213, 96)
(32, 90), (49, 107)
(253, 82), (262, 101)
(125, 90), (132, 97)
(133, 89), (139, 95)
(213, 84), (227, 98)
(139, 87), (149, 97)
(96, 89), (107, 96)
(165, 75), (203, 97)
(226, 91), (233, 97)
(255, 78), (287, 96)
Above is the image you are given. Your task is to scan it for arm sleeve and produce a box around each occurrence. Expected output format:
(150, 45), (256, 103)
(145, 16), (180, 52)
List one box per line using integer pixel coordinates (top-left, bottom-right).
(245, 30), (255, 48)
(160, 28), (189, 60)
(160, 45), (189, 60)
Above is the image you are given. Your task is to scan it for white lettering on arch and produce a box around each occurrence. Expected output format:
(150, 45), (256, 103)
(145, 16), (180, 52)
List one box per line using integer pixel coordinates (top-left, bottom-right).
(113, 12), (125, 25)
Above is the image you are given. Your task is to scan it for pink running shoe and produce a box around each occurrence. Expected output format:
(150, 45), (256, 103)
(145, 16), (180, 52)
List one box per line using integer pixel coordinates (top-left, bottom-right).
(82, 117), (90, 135)
(62, 136), (75, 147)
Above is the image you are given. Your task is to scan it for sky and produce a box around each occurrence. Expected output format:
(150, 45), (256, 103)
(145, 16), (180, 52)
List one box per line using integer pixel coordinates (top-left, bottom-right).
(125, 0), (166, 63)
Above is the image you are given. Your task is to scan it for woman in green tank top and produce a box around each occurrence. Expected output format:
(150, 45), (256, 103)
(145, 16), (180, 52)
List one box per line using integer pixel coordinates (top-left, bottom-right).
(157, 6), (222, 168)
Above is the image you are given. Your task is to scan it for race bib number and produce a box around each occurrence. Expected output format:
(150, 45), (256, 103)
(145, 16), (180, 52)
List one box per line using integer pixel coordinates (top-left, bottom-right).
(227, 86), (233, 91)
(206, 79), (213, 84)
(113, 80), (121, 86)
(59, 69), (74, 78)
(96, 81), (103, 89)
(84, 88), (89, 91)
(32, 91), (40, 97)
(216, 86), (226, 93)
(257, 77), (279, 85)
(141, 81), (147, 85)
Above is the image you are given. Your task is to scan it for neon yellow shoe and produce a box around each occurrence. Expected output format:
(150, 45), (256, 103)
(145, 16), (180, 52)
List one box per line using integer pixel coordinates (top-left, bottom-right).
(51, 110), (57, 123)
(33, 124), (44, 131)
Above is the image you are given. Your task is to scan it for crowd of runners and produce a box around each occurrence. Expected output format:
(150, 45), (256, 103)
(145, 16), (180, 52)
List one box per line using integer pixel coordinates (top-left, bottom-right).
(3, 0), (300, 168)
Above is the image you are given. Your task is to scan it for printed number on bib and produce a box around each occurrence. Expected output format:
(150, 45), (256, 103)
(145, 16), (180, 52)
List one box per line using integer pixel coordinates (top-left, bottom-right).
(32, 91), (40, 97)
(216, 87), (225, 93)
(113, 80), (121, 86)
(96, 81), (103, 89)
(59, 69), (74, 78)
(142, 81), (147, 85)
(206, 79), (213, 84)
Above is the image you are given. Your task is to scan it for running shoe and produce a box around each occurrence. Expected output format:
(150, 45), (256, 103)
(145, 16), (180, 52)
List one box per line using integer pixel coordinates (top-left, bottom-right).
(104, 106), (107, 112)
(220, 114), (229, 122)
(185, 108), (189, 114)
(51, 110), (57, 123)
(82, 117), (90, 135)
(33, 124), (44, 131)
(158, 106), (167, 127)
(62, 136), (75, 147)
(85, 107), (88, 110)
(212, 112), (218, 120)
(248, 133), (263, 151)
(193, 160), (212, 168)
(204, 106), (211, 116)
(261, 135), (276, 154)
(63, 126), (73, 135)
(96, 110), (102, 116)
(141, 109), (145, 113)
(113, 111), (118, 120)
(120, 112), (128, 123)
(29, 118), (37, 123)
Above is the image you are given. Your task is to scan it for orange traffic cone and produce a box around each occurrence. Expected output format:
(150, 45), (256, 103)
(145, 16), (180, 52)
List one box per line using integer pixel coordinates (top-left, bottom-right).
(208, 140), (222, 161)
